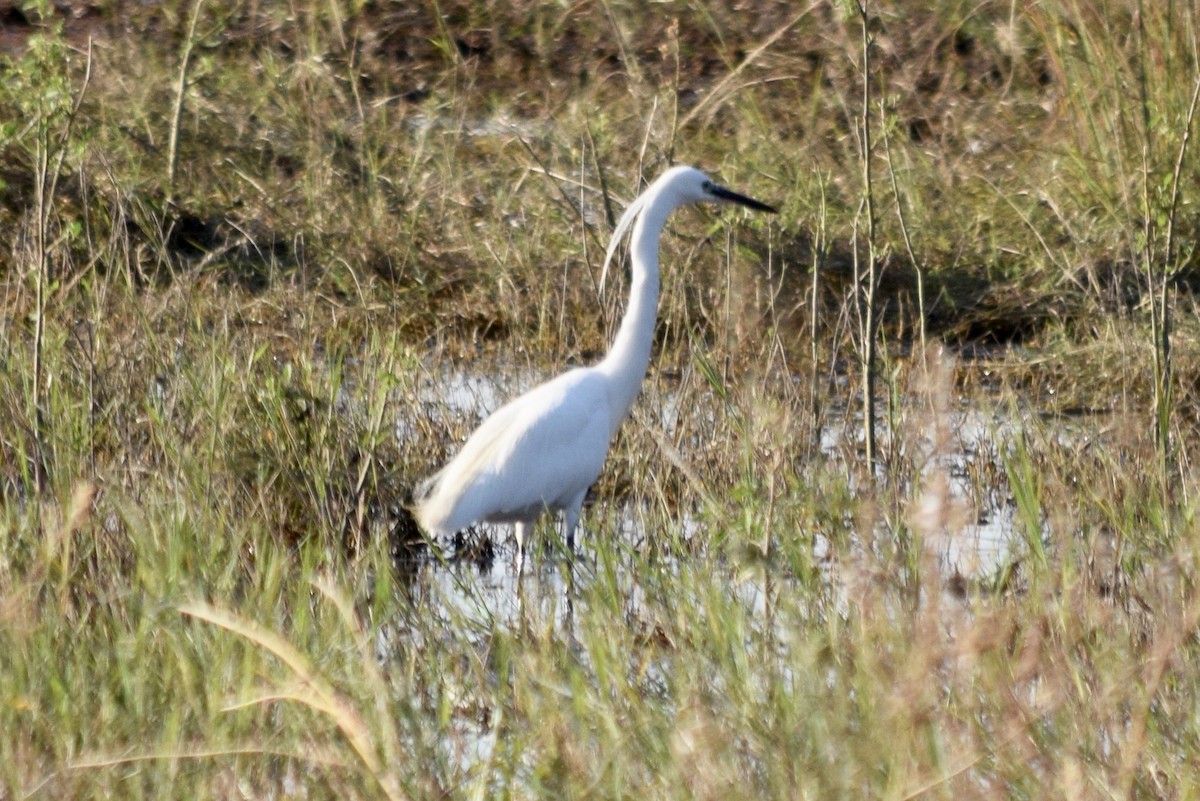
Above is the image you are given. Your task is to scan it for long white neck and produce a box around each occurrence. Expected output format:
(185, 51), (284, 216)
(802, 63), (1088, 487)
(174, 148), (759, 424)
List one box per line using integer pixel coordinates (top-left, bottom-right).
(597, 188), (673, 436)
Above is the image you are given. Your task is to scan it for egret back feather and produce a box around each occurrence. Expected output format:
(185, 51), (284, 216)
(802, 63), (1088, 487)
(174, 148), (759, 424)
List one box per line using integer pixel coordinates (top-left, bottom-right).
(414, 368), (611, 536)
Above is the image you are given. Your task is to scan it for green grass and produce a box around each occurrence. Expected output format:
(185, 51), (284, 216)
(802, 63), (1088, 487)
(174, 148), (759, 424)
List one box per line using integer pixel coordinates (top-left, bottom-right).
(4, 0), (1200, 798)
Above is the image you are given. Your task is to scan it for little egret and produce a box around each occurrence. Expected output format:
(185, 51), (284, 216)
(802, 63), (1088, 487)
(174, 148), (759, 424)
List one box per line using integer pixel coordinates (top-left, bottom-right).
(413, 165), (776, 561)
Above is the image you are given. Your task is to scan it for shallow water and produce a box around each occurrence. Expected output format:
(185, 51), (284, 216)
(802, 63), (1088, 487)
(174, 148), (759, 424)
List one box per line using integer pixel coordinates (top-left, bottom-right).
(402, 363), (1027, 574)
(387, 360), (1119, 778)
(392, 355), (1129, 632)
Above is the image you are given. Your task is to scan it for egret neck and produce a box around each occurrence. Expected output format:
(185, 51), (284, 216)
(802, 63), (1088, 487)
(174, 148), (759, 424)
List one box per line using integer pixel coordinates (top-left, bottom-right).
(596, 183), (672, 437)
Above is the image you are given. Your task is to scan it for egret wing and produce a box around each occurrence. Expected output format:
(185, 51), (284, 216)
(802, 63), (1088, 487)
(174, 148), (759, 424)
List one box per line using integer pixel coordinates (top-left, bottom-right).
(416, 368), (613, 534)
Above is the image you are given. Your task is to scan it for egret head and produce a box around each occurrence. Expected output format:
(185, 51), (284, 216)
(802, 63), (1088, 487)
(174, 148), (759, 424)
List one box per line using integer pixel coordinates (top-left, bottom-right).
(657, 165), (778, 213)
(600, 165), (776, 296)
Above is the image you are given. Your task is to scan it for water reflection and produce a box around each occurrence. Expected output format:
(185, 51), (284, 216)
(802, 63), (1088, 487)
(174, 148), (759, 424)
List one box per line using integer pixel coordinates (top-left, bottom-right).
(381, 359), (1117, 783)
(396, 355), (1125, 601)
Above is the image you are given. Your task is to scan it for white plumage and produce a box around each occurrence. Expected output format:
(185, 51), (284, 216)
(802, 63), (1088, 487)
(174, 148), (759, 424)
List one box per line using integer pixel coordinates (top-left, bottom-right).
(414, 165), (776, 561)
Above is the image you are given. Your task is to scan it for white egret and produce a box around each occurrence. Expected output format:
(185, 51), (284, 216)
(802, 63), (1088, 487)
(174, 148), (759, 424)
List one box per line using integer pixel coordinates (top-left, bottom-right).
(413, 165), (776, 561)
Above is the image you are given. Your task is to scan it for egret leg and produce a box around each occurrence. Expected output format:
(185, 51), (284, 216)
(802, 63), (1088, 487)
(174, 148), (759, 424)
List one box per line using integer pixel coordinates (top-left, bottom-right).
(564, 493), (586, 551)
(514, 520), (531, 573)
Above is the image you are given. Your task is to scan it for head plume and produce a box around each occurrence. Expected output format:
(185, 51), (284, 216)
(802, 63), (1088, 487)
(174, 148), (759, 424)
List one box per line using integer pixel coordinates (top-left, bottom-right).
(598, 185), (650, 298)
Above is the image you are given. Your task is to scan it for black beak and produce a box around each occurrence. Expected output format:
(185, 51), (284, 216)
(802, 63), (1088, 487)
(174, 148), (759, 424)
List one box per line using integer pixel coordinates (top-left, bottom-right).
(710, 183), (778, 214)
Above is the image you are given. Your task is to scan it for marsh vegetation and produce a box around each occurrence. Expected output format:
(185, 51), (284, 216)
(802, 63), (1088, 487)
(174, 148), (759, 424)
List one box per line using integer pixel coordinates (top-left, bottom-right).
(4, 1), (1200, 797)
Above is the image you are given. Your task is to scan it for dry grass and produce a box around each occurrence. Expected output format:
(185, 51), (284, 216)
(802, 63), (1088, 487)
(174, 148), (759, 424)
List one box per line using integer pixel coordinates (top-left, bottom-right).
(3, 1), (1200, 798)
